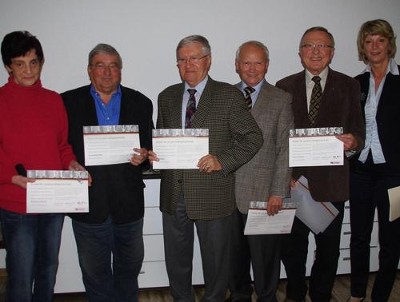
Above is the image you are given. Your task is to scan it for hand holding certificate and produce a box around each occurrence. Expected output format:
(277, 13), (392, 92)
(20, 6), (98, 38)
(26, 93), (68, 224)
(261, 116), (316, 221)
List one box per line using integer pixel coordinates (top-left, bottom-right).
(27, 170), (89, 213)
(83, 125), (140, 166)
(289, 127), (344, 167)
(152, 129), (209, 169)
(244, 201), (296, 235)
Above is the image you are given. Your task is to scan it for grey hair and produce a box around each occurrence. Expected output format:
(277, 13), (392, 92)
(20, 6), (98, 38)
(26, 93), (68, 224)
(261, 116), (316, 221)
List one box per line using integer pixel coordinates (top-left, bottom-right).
(88, 43), (122, 68)
(176, 35), (211, 58)
(299, 26), (335, 49)
(236, 40), (270, 61)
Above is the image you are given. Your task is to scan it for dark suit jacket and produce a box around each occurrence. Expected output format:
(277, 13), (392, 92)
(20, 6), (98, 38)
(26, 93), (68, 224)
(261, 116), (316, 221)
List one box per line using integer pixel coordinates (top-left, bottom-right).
(62, 85), (153, 224)
(157, 77), (263, 220)
(276, 68), (365, 202)
(234, 80), (294, 213)
(354, 67), (400, 170)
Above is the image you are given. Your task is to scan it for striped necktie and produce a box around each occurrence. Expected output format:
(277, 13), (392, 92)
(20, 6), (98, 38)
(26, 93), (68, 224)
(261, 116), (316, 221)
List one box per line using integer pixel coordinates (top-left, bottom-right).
(244, 86), (255, 110)
(185, 89), (197, 128)
(309, 76), (322, 124)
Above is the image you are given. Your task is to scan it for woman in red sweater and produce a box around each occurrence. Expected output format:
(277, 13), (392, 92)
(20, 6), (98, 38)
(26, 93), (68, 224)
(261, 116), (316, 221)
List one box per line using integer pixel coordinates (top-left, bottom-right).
(0, 31), (85, 302)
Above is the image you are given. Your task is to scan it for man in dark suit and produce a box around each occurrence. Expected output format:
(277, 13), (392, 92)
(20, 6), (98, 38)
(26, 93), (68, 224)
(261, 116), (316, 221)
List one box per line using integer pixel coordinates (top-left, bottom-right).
(62, 43), (153, 302)
(149, 35), (263, 302)
(226, 41), (293, 302)
(276, 27), (365, 302)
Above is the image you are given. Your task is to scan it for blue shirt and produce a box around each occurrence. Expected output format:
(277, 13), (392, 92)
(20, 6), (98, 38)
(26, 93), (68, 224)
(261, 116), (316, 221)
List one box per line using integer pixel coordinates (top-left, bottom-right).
(358, 59), (399, 164)
(90, 85), (122, 126)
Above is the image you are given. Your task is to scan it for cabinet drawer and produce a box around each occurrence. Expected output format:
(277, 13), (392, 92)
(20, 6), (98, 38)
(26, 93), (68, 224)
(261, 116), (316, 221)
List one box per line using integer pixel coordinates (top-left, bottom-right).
(339, 221), (378, 249)
(139, 261), (169, 288)
(340, 223), (351, 249)
(144, 234), (165, 261)
(343, 201), (350, 223)
(143, 207), (163, 234)
(337, 248), (351, 275)
(144, 179), (160, 207)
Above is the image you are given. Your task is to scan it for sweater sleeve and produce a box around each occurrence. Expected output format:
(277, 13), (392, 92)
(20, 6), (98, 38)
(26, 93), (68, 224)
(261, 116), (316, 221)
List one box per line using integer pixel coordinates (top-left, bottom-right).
(55, 94), (77, 169)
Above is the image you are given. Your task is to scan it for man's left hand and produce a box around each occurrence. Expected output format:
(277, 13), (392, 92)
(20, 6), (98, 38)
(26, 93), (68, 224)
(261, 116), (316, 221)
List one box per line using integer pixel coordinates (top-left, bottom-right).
(336, 133), (358, 151)
(266, 195), (283, 216)
(131, 148), (149, 166)
(198, 154), (222, 173)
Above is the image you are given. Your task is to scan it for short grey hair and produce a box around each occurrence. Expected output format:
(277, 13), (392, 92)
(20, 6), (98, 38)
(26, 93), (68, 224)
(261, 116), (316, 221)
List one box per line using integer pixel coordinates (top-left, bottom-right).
(236, 40), (270, 61)
(299, 26), (335, 49)
(88, 43), (123, 68)
(176, 35), (211, 58)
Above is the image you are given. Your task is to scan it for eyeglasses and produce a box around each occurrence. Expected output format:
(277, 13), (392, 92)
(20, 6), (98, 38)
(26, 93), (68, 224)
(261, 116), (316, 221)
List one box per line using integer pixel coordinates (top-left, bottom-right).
(90, 62), (121, 71)
(177, 54), (209, 65)
(300, 43), (334, 51)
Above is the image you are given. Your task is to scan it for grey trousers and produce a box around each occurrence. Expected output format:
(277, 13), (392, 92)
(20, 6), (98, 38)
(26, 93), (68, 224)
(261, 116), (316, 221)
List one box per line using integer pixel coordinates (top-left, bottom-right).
(162, 195), (233, 302)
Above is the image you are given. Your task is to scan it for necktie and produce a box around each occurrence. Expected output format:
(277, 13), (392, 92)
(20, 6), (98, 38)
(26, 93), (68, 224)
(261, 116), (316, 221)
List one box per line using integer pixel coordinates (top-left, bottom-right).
(244, 86), (255, 110)
(309, 76), (322, 124)
(185, 89), (197, 128)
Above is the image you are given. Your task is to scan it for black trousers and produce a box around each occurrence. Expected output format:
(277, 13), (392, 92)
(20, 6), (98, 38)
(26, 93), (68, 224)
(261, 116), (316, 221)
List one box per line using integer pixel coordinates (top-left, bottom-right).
(227, 208), (281, 302)
(281, 202), (344, 302)
(350, 157), (400, 301)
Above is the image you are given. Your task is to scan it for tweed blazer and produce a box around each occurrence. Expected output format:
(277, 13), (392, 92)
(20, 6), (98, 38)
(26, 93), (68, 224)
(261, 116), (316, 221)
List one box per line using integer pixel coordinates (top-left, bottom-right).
(235, 80), (294, 213)
(157, 77), (263, 220)
(62, 85), (153, 223)
(276, 68), (365, 202)
(353, 67), (400, 170)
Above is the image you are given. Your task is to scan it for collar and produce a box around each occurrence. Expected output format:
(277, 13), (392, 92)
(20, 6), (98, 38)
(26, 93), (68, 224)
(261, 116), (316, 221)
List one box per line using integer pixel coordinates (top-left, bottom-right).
(90, 84), (122, 101)
(240, 79), (265, 94)
(184, 76), (208, 95)
(362, 58), (399, 76)
(305, 67), (329, 85)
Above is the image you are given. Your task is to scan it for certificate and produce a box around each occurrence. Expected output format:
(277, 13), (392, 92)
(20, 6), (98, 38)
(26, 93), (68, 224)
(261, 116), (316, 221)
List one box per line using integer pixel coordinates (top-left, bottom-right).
(244, 201), (296, 235)
(26, 170), (89, 213)
(83, 125), (140, 166)
(388, 185), (400, 222)
(289, 127), (344, 167)
(152, 129), (209, 169)
(286, 176), (339, 234)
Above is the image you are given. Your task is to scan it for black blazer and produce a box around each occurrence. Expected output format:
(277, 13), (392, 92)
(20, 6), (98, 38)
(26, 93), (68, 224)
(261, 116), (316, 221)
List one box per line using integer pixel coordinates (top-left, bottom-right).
(62, 85), (153, 223)
(354, 67), (400, 170)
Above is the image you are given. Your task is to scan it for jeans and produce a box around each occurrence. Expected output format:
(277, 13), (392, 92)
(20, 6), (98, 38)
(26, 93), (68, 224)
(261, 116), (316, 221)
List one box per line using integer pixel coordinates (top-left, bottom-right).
(0, 209), (64, 302)
(72, 217), (144, 302)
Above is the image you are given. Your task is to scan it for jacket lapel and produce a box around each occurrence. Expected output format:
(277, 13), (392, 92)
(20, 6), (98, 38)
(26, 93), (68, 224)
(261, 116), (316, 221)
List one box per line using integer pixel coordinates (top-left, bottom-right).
(190, 78), (214, 128)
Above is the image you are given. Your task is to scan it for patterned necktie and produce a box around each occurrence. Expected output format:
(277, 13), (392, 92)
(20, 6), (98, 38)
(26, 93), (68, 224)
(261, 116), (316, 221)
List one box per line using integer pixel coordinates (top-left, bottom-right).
(185, 89), (197, 128)
(244, 86), (255, 110)
(309, 76), (322, 124)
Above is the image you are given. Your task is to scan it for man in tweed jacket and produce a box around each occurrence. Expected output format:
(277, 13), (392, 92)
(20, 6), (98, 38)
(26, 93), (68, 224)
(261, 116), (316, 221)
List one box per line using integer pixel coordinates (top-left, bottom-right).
(149, 35), (263, 302)
(227, 41), (293, 302)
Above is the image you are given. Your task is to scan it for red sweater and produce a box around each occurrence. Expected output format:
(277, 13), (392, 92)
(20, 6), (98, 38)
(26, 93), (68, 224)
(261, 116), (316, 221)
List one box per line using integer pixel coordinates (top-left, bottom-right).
(0, 77), (76, 213)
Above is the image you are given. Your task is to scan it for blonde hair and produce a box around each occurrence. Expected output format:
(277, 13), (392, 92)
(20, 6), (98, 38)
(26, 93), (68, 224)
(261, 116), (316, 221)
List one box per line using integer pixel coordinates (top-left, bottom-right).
(357, 19), (397, 64)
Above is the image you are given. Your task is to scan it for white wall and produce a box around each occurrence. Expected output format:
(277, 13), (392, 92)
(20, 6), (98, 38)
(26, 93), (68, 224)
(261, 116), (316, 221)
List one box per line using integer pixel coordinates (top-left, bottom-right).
(1, 0), (400, 122)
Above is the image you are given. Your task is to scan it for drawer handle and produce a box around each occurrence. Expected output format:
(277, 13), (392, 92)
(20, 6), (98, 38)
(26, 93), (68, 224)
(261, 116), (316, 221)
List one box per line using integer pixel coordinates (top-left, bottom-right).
(343, 257), (351, 261)
(343, 231), (351, 235)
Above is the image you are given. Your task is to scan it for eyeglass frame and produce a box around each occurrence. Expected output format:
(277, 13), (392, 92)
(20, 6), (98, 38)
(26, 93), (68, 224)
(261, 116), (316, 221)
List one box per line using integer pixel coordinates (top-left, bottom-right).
(89, 62), (121, 71)
(300, 43), (334, 51)
(176, 54), (209, 65)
